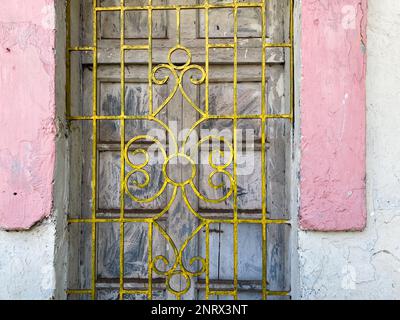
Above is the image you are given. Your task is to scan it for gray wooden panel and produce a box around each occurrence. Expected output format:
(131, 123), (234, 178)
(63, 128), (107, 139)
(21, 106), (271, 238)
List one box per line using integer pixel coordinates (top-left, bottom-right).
(266, 64), (287, 115)
(96, 222), (168, 281)
(81, 120), (93, 220)
(98, 151), (167, 211)
(68, 0), (93, 47)
(212, 223), (234, 280)
(266, 0), (288, 43)
(68, 223), (93, 289)
(267, 223), (290, 292)
(69, 54), (93, 117)
(97, 223), (120, 279)
(266, 119), (291, 219)
(99, 0), (168, 39)
(96, 289), (165, 300)
(198, 151), (265, 212)
(68, 122), (84, 219)
(97, 67), (169, 143)
(199, 2), (263, 38)
(197, 290), (262, 300)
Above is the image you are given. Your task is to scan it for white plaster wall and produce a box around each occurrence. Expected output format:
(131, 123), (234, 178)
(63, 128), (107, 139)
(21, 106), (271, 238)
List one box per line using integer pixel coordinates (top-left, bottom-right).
(298, 0), (400, 299)
(0, 220), (56, 299)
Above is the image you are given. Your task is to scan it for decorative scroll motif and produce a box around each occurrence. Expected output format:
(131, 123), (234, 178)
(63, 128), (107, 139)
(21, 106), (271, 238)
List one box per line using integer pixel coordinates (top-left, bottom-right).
(152, 45), (206, 117)
(66, 0), (294, 301)
(122, 46), (235, 298)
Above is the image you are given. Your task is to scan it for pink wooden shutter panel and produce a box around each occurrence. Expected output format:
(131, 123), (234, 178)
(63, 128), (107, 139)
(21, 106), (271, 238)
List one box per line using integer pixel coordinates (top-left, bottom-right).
(300, 0), (367, 231)
(0, 0), (56, 230)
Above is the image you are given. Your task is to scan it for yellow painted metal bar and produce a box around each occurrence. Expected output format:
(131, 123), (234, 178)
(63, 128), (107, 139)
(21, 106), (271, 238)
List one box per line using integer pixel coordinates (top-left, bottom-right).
(208, 43), (235, 49)
(268, 290), (290, 297)
(68, 218), (290, 225)
(205, 222), (210, 300)
(147, 0), (153, 299)
(176, 8), (181, 45)
(205, 0), (210, 115)
(261, 0), (268, 301)
(233, 0), (239, 301)
(90, 0), (98, 301)
(95, 3), (263, 12)
(68, 46), (95, 51)
(147, 221), (153, 300)
(122, 290), (150, 295)
(67, 114), (293, 121)
(148, 0), (153, 115)
(119, 0), (126, 301)
(264, 43), (292, 48)
(122, 45), (149, 50)
(67, 43), (292, 50)
(68, 218), (150, 224)
(208, 290), (236, 296)
(94, 6), (120, 12)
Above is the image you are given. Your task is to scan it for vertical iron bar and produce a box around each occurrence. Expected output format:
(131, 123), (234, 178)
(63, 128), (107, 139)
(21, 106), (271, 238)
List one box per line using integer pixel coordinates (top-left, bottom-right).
(205, 222), (210, 300)
(147, 0), (154, 300)
(205, 0), (210, 115)
(91, 0), (98, 301)
(119, 0), (126, 301)
(147, 221), (153, 300)
(233, 0), (239, 301)
(176, 8), (181, 45)
(205, 1), (210, 298)
(148, 0), (153, 116)
(261, 0), (268, 301)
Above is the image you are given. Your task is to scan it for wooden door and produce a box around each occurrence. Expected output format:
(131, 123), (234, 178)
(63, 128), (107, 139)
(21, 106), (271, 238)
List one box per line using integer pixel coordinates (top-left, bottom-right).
(66, 0), (293, 300)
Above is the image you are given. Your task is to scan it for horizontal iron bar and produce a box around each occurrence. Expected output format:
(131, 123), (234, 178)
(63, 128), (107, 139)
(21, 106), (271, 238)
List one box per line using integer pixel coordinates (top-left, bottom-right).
(66, 114), (293, 121)
(95, 3), (263, 12)
(68, 218), (290, 225)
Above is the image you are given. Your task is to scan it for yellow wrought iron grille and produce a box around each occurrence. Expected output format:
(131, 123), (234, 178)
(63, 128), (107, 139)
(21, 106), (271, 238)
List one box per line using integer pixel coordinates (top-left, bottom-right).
(66, 0), (294, 300)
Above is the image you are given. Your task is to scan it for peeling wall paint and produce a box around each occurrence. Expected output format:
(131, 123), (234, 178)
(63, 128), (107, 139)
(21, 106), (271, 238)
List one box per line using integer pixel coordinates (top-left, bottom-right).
(300, 0), (367, 231)
(299, 0), (400, 299)
(0, 0), (56, 230)
(0, 0), (59, 300)
(0, 220), (56, 299)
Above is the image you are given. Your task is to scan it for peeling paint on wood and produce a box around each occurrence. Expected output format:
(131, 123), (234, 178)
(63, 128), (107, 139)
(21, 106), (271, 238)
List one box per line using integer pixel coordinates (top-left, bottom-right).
(300, 0), (367, 231)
